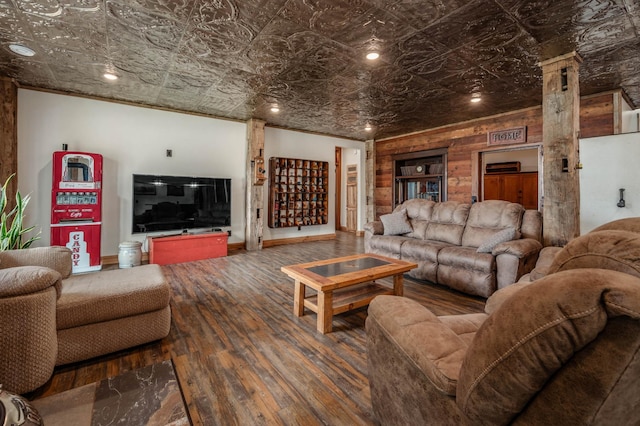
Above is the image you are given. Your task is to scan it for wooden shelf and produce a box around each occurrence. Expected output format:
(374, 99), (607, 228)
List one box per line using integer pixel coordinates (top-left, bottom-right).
(392, 148), (448, 208)
(268, 157), (329, 228)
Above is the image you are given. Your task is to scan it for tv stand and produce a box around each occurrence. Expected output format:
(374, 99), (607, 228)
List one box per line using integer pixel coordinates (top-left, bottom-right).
(149, 232), (228, 265)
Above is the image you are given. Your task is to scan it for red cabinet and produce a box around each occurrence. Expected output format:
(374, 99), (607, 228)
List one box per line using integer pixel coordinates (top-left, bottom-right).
(149, 232), (228, 265)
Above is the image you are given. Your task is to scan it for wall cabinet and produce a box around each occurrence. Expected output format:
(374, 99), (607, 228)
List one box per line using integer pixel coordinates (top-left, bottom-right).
(268, 157), (329, 228)
(392, 148), (447, 208)
(484, 172), (538, 209)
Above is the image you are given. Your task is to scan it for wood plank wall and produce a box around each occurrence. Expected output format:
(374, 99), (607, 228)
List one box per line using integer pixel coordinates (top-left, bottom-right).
(374, 92), (616, 218)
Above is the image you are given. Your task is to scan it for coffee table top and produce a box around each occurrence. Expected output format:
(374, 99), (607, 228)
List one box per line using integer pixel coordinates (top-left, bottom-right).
(281, 253), (417, 292)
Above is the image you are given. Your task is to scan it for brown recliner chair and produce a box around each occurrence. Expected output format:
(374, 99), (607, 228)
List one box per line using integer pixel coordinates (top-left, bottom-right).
(366, 222), (640, 425)
(0, 247), (171, 394)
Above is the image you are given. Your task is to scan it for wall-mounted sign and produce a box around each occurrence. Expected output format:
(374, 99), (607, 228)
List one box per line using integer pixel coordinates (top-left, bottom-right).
(488, 126), (527, 146)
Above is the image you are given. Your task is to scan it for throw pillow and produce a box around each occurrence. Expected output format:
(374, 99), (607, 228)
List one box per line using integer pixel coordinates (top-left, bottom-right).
(380, 209), (413, 236)
(476, 228), (516, 253)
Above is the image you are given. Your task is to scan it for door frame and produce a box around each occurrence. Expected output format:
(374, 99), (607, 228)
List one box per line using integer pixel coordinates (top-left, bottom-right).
(472, 144), (543, 209)
(335, 147), (342, 231)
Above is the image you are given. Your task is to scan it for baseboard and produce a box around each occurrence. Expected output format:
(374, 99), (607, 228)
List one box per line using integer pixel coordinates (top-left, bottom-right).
(339, 226), (364, 237)
(228, 242), (244, 251)
(262, 233), (336, 248)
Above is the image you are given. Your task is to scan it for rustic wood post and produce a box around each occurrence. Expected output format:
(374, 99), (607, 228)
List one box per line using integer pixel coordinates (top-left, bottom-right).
(0, 78), (18, 212)
(245, 119), (266, 251)
(365, 139), (376, 222)
(539, 52), (582, 246)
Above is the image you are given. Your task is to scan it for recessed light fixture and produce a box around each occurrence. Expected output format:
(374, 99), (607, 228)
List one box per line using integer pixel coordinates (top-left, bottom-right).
(366, 52), (380, 60)
(8, 44), (36, 57)
(270, 105), (280, 113)
(470, 93), (482, 103)
(103, 72), (118, 81)
(365, 124), (373, 131)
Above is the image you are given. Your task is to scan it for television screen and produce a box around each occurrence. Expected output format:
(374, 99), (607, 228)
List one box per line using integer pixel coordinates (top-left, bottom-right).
(132, 174), (231, 234)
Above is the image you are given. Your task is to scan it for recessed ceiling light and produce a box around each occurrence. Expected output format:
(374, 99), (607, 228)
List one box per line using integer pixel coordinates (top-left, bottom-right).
(103, 72), (118, 81)
(270, 105), (280, 113)
(365, 124), (373, 131)
(366, 52), (380, 60)
(470, 94), (482, 103)
(8, 44), (35, 57)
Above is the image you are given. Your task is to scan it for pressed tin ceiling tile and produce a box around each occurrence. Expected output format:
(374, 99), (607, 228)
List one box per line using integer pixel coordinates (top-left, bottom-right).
(1, 0), (639, 140)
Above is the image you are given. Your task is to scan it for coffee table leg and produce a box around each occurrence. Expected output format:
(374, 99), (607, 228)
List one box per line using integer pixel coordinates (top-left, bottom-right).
(294, 280), (305, 317)
(393, 274), (404, 296)
(317, 290), (333, 334)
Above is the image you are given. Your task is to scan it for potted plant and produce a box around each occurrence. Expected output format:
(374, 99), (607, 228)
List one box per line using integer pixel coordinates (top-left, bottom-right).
(0, 173), (40, 250)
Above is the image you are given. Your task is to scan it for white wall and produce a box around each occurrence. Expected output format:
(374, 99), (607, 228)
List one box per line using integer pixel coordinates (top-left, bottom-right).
(483, 148), (539, 172)
(18, 89), (246, 256)
(17, 89), (365, 256)
(263, 128), (365, 240)
(579, 133), (640, 233)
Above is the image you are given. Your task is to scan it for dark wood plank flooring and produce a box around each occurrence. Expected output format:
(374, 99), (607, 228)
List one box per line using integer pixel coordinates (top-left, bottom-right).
(29, 232), (485, 425)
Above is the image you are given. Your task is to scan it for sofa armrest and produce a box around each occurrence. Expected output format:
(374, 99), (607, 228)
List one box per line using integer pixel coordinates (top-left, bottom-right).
(367, 295), (467, 395)
(493, 239), (543, 291)
(364, 220), (384, 236)
(0, 266), (62, 298)
(492, 238), (542, 258)
(0, 246), (72, 278)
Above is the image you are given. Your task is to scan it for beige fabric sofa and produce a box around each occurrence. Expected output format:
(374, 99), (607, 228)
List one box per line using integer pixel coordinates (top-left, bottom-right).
(0, 247), (171, 394)
(365, 221), (640, 425)
(364, 199), (543, 297)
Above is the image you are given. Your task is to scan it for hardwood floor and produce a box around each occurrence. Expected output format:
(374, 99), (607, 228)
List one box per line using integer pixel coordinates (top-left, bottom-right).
(28, 232), (485, 425)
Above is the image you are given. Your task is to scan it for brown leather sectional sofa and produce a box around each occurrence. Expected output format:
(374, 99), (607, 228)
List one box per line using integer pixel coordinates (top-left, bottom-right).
(364, 199), (543, 297)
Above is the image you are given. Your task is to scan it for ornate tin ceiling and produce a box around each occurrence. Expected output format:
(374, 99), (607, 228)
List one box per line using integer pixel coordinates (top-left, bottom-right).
(1, 0), (639, 140)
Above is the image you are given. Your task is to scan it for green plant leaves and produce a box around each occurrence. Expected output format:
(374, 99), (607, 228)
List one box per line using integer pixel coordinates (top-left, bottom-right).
(0, 173), (41, 251)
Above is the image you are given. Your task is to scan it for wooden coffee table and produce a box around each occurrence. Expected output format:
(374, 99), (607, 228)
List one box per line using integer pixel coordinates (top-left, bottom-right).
(281, 253), (417, 333)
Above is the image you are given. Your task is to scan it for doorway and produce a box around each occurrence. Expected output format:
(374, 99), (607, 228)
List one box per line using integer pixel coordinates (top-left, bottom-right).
(346, 164), (358, 233)
(477, 146), (542, 210)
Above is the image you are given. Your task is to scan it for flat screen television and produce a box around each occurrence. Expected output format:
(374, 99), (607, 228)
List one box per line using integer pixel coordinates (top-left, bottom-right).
(132, 174), (231, 234)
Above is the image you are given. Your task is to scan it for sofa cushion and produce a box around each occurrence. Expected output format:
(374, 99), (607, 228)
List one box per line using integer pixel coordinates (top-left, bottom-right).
(0, 266), (62, 298)
(461, 200), (524, 248)
(438, 246), (495, 273)
(367, 235), (411, 259)
(401, 239), (452, 263)
(381, 209), (413, 235)
(425, 202), (470, 245)
(57, 264), (170, 330)
(476, 227), (516, 253)
(457, 269), (640, 425)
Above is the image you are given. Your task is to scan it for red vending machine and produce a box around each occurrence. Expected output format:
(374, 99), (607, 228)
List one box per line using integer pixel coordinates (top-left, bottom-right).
(50, 151), (103, 273)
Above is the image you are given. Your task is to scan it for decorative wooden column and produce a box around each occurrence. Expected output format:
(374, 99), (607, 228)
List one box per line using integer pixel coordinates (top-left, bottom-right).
(365, 139), (376, 222)
(540, 52), (582, 246)
(0, 78), (18, 212)
(245, 119), (266, 251)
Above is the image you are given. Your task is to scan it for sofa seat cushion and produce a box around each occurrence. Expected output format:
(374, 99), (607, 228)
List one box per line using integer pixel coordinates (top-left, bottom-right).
(367, 235), (412, 257)
(438, 313), (488, 346)
(438, 246), (495, 273)
(400, 239), (453, 263)
(57, 264), (170, 330)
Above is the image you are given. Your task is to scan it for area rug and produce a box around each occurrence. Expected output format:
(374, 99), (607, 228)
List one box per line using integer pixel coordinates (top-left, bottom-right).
(31, 360), (189, 426)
